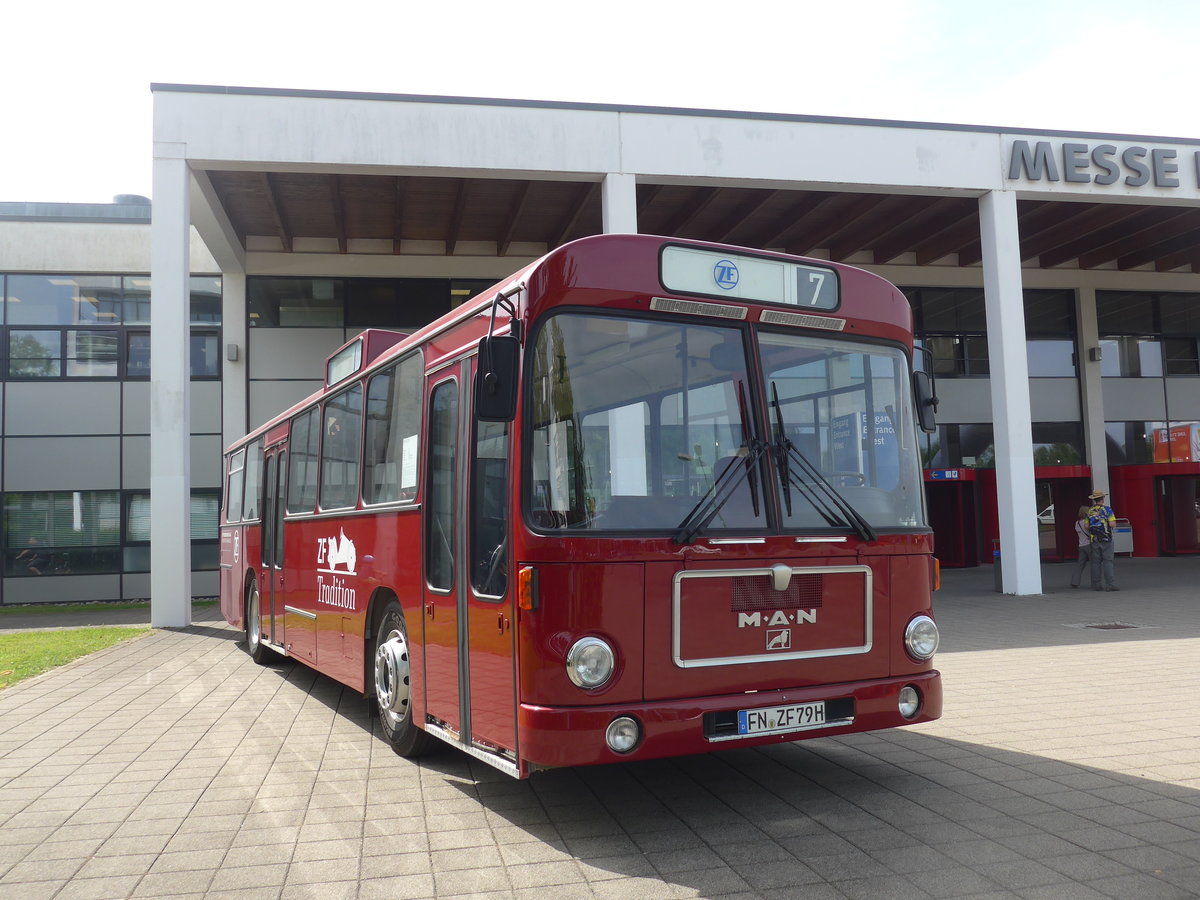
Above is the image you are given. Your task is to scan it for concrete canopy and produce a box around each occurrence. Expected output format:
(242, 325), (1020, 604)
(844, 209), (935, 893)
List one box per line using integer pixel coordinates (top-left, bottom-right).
(150, 83), (1200, 624)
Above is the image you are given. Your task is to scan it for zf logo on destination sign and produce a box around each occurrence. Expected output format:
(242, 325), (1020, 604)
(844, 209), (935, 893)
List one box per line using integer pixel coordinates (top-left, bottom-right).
(713, 259), (739, 291)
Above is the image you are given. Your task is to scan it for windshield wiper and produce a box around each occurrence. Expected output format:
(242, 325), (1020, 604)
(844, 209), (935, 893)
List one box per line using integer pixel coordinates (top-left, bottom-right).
(674, 382), (764, 545)
(770, 382), (877, 542)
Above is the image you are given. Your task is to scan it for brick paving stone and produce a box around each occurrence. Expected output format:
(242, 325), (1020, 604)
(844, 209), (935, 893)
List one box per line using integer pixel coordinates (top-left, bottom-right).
(0, 562), (1199, 897)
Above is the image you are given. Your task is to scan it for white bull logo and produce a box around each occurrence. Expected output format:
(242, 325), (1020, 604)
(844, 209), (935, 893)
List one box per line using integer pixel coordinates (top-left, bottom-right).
(323, 529), (357, 574)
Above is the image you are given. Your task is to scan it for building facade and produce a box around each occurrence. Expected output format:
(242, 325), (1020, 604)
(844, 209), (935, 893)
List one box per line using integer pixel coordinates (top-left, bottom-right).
(3, 85), (1199, 617)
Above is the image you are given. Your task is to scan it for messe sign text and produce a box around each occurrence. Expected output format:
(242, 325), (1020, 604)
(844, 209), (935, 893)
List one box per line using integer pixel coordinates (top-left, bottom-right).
(1007, 139), (1198, 189)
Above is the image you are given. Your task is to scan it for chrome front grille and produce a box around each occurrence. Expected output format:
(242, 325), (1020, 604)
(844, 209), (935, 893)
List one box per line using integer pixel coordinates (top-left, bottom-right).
(730, 573), (824, 611)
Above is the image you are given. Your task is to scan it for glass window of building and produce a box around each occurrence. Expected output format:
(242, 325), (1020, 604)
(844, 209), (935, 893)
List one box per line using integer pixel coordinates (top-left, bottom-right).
(4, 490), (122, 576)
(1097, 291), (1200, 378)
(905, 287), (1076, 378)
(1, 272), (221, 382)
(248, 278), (344, 327)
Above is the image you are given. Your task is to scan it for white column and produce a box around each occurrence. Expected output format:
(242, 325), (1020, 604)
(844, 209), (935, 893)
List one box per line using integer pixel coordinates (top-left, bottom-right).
(979, 190), (1041, 595)
(150, 146), (192, 627)
(602, 173), (638, 233)
(221, 272), (248, 447)
(1075, 286), (1109, 493)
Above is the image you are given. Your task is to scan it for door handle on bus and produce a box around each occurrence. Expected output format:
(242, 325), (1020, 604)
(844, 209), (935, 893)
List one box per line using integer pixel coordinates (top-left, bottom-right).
(426, 602), (434, 619)
(497, 612), (510, 634)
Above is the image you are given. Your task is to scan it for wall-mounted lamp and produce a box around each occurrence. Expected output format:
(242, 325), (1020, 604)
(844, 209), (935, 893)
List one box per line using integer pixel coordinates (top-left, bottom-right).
(1088, 347), (1103, 362)
(226, 343), (239, 362)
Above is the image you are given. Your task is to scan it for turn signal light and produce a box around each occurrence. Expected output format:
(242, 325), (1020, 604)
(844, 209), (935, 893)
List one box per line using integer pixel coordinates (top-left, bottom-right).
(518, 566), (537, 610)
(932, 557), (941, 591)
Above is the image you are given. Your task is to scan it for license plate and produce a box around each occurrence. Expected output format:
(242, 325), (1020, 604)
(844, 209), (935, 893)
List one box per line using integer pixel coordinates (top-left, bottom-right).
(737, 701), (826, 736)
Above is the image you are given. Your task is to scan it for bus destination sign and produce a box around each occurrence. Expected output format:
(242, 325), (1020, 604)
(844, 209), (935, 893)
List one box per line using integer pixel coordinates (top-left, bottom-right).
(661, 245), (839, 310)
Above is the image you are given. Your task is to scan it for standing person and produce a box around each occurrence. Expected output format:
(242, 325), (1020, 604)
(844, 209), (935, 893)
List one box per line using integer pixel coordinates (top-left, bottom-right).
(1086, 489), (1119, 591)
(1069, 505), (1094, 588)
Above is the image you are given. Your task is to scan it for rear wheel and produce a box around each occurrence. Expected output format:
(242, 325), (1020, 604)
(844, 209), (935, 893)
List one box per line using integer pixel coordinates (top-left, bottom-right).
(374, 601), (437, 757)
(245, 582), (275, 665)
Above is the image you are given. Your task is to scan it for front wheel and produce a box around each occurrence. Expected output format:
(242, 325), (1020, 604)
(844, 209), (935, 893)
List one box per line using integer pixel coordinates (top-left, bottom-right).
(244, 583), (275, 665)
(374, 601), (438, 757)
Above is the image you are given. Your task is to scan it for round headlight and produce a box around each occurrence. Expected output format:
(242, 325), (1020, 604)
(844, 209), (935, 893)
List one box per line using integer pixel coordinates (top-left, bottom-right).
(566, 636), (615, 688)
(898, 685), (921, 719)
(905, 615), (939, 660)
(605, 716), (641, 753)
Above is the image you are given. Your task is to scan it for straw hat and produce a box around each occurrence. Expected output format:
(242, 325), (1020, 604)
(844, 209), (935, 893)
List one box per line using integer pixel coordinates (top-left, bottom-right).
(1088, 490), (1106, 500)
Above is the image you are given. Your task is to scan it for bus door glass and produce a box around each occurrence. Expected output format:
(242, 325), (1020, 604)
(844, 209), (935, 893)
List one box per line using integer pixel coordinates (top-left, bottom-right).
(466, 353), (515, 753)
(423, 374), (462, 733)
(260, 449), (287, 650)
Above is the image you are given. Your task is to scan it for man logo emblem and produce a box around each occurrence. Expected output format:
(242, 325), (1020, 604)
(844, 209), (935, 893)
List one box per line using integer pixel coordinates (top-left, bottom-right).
(766, 629), (791, 650)
(713, 259), (739, 291)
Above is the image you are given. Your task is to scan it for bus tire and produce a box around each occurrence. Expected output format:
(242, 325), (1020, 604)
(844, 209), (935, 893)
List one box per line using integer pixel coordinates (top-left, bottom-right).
(374, 601), (437, 757)
(244, 582), (275, 665)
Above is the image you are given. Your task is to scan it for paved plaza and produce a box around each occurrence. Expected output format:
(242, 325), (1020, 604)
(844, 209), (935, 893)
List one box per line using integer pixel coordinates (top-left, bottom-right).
(1, 556), (1199, 899)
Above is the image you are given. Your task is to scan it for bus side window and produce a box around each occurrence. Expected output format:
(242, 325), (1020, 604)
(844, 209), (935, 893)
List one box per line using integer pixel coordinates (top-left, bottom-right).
(320, 384), (362, 510)
(426, 381), (458, 590)
(242, 440), (263, 521)
(470, 420), (509, 597)
(364, 354), (422, 504)
(225, 449), (245, 523)
(287, 408), (320, 513)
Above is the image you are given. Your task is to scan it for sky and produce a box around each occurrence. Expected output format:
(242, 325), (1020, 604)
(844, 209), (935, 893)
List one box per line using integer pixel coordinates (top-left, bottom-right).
(3, 0), (1199, 204)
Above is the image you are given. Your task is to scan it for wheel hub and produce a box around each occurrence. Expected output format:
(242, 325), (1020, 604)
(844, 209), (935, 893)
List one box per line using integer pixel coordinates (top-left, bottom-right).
(374, 630), (411, 716)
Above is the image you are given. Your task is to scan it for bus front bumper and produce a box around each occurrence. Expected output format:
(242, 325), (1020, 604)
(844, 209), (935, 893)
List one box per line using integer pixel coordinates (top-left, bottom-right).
(517, 670), (942, 771)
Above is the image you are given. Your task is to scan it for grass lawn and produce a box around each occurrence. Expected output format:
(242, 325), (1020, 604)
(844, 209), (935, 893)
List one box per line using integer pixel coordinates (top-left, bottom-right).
(0, 599), (217, 616)
(0, 627), (152, 690)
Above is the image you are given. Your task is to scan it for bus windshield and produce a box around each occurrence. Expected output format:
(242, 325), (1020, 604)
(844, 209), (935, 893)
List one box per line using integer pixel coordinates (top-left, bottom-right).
(527, 311), (926, 534)
(759, 331), (924, 531)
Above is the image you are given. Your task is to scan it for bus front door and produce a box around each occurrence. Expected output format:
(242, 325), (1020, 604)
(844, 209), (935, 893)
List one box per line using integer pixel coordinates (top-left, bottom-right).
(464, 356), (516, 755)
(422, 375), (463, 734)
(260, 449), (287, 653)
(421, 361), (518, 758)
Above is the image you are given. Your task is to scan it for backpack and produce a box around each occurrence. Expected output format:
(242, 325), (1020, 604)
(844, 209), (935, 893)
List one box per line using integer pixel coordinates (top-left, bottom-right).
(1087, 510), (1112, 542)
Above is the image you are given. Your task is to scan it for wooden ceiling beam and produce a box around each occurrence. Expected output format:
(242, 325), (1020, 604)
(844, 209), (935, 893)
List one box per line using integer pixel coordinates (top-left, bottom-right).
(636, 183), (666, 215)
(550, 182), (598, 248)
(497, 180), (532, 256)
(784, 194), (884, 256)
(1117, 226), (1200, 270)
(1005, 204), (1134, 266)
(662, 187), (722, 237)
(329, 175), (348, 254)
(711, 190), (782, 243)
(392, 176), (406, 254)
(871, 198), (972, 264)
(955, 205), (1112, 267)
(1078, 208), (1200, 268)
(260, 172), (292, 252)
(749, 193), (837, 248)
(445, 179), (470, 255)
(912, 217), (981, 266)
(1153, 244), (1200, 272)
(826, 195), (920, 262)
(1042, 207), (1190, 268)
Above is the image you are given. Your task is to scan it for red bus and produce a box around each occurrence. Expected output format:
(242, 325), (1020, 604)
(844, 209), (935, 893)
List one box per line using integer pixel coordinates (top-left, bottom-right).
(219, 233), (942, 778)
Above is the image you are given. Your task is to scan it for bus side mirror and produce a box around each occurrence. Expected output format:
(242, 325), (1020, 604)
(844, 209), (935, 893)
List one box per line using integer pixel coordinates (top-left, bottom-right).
(913, 370), (938, 434)
(475, 335), (520, 422)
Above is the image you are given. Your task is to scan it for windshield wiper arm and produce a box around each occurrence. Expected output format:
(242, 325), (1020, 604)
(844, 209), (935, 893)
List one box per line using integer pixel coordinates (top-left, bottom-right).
(674, 381), (764, 545)
(770, 382), (877, 542)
